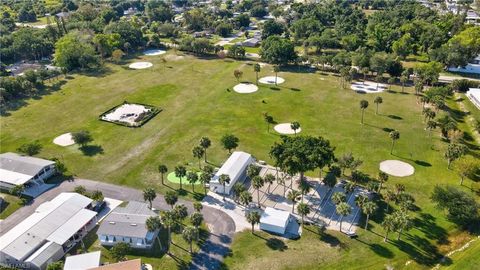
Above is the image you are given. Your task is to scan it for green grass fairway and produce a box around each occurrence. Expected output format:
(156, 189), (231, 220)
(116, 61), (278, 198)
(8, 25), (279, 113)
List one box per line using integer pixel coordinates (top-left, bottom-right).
(167, 171), (202, 184)
(1, 51), (479, 269)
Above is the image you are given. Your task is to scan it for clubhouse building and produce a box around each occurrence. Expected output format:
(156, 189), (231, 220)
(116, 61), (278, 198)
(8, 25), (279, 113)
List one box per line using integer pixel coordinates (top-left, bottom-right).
(209, 151), (255, 194)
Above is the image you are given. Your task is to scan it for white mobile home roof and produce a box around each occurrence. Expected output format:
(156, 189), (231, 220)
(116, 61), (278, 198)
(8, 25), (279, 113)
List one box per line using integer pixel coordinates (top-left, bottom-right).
(211, 151), (253, 185)
(0, 152), (55, 185)
(0, 193), (95, 261)
(260, 207), (290, 234)
(64, 251), (101, 270)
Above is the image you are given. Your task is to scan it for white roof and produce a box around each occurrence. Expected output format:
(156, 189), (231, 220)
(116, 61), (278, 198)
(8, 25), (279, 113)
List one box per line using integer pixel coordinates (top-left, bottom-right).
(0, 168), (32, 185)
(64, 251), (101, 270)
(260, 207), (290, 228)
(0, 193), (95, 260)
(211, 151), (253, 185)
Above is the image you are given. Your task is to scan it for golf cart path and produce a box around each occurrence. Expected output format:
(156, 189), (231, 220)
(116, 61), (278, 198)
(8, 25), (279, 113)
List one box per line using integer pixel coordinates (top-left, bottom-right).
(0, 178), (235, 270)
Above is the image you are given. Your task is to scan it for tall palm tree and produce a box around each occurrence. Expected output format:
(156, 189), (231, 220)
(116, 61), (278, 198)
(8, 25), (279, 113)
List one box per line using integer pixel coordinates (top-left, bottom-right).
(297, 202), (310, 227)
(389, 130), (400, 154)
(374, 96), (383, 115)
(164, 190), (178, 209)
(336, 202), (352, 232)
(378, 171), (388, 192)
(187, 171), (198, 192)
(246, 164), (260, 180)
(385, 189), (396, 212)
(174, 165), (187, 190)
(199, 137), (211, 162)
(246, 211), (261, 234)
(158, 164), (168, 185)
(360, 100), (369, 124)
(161, 210), (177, 248)
(219, 174), (231, 200)
(298, 179), (311, 202)
(143, 187), (156, 209)
(252, 175), (264, 207)
(264, 174), (275, 194)
(145, 216), (163, 250)
(382, 213), (397, 242)
(287, 190), (301, 213)
(192, 146), (205, 169)
(264, 113), (274, 133)
(239, 190), (253, 207)
(182, 226), (198, 253)
(273, 65), (280, 85)
(400, 75), (407, 93)
(290, 121), (300, 135)
(362, 201), (377, 230)
(331, 192), (346, 205)
(254, 63), (261, 85)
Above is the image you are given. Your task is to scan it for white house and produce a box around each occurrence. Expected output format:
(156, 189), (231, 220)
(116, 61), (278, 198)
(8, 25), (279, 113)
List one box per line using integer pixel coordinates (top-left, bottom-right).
(466, 88), (480, 109)
(259, 207), (292, 235)
(448, 55), (480, 74)
(209, 151), (254, 194)
(97, 201), (158, 249)
(0, 152), (56, 196)
(0, 193), (97, 270)
(241, 38), (260, 47)
(63, 251), (101, 270)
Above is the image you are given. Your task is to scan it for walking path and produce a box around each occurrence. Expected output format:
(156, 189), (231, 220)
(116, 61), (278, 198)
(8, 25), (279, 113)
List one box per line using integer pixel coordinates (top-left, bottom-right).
(0, 178), (235, 270)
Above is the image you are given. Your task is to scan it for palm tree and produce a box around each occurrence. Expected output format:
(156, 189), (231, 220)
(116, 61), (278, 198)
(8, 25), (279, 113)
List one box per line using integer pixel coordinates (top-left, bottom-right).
(158, 164), (168, 185)
(395, 183), (405, 195)
(331, 192), (346, 205)
(374, 96), (383, 115)
(143, 187), (156, 209)
(252, 175), (264, 207)
(426, 120), (437, 137)
(246, 211), (261, 233)
(254, 63), (261, 85)
(385, 189), (396, 212)
(400, 75), (407, 93)
(264, 113), (274, 133)
(298, 179), (312, 202)
(174, 165), (187, 190)
(145, 216), (163, 251)
(273, 65), (280, 85)
(382, 213), (397, 242)
(336, 202), (352, 232)
(239, 190), (253, 207)
(264, 174), (275, 194)
(389, 130), (400, 154)
(387, 77), (396, 90)
(200, 165), (214, 194)
(192, 146), (205, 169)
(287, 190), (301, 213)
(219, 174), (231, 200)
(360, 100), (369, 124)
(246, 164), (261, 180)
(234, 69), (243, 82)
(361, 67), (369, 82)
(187, 171), (198, 192)
(164, 190), (178, 209)
(378, 171), (388, 192)
(297, 202), (310, 227)
(161, 210), (177, 248)
(193, 202), (203, 212)
(345, 182), (355, 195)
(395, 210), (412, 240)
(182, 226), (198, 253)
(322, 172), (337, 192)
(362, 201), (377, 230)
(290, 121), (300, 135)
(199, 137), (211, 162)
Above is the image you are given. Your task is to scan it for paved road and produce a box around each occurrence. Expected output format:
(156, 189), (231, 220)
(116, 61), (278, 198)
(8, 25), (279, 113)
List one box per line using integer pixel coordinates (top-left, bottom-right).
(0, 178), (235, 270)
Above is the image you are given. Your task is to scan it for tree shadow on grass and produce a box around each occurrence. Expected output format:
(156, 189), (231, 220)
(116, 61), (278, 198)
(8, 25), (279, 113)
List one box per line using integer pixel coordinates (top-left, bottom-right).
(290, 87), (301, 92)
(80, 145), (104, 156)
(387, 115), (403, 120)
(393, 234), (443, 266)
(413, 213), (449, 245)
(266, 238), (288, 251)
(382, 127), (395, 133)
(353, 237), (394, 258)
(270, 86), (280, 91)
(77, 66), (113, 78)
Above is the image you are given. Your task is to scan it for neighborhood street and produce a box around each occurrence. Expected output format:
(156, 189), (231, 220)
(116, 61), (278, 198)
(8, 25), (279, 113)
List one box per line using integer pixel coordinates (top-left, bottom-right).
(0, 178), (235, 270)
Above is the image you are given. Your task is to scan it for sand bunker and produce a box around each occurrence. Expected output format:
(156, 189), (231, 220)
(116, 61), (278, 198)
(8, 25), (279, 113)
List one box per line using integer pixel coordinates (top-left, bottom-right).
(102, 104), (151, 125)
(274, 123), (302, 135)
(53, 133), (75, 146)
(380, 160), (415, 177)
(143, 49), (166, 56)
(129, 62), (153, 69)
(233, 83), (258, 93)
(351, 81), (386, 93)
(259, 76), (285, 85)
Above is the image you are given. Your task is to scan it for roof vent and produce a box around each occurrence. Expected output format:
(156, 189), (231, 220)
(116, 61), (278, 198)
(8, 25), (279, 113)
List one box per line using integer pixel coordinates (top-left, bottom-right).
(130, 223), (137, 226)
(109, 221), (116, 225)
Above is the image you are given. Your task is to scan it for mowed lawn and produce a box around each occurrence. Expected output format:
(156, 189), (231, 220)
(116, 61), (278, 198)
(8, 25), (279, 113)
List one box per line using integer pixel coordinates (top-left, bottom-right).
(1, 51), (479, 268)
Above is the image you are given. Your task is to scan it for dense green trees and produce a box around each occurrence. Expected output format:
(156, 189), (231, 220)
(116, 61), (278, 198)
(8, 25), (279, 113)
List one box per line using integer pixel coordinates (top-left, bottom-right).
(54, 31), (99, 70)
(260, 36), (297, 65)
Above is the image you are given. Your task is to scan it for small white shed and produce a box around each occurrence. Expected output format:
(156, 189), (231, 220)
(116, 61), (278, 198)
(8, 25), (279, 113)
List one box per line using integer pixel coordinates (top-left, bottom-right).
(260, 207), (291, 235)
(209, 151), (254, 194)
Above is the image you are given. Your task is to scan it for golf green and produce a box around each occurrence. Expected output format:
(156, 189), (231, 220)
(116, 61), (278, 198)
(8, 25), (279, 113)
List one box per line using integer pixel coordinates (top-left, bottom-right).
(167, 171), (202, 184)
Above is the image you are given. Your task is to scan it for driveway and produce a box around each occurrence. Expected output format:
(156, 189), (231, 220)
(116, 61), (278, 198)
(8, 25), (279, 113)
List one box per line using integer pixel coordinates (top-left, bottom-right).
(0, 178), (235, 270)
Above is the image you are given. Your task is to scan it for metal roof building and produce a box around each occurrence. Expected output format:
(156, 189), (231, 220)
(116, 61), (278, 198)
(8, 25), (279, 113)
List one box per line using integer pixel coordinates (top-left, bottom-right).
(63, 251), (101, 270)
(210, 151), (254, 194)
(0, 193), (97, 270)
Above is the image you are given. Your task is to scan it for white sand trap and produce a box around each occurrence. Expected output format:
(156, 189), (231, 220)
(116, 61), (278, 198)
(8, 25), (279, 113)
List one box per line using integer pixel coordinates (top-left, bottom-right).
(102, 104), (151, 125)
(380, 160), (415, 177)
(274, 123), (302, 135)
(351, 81), (387, 93)
(53, 133), (75, 146)
(129, 62), (153, 69)
(259, 76), (285, 85)
(233, 83), (258, 93)
(143, 49), (166, 56)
